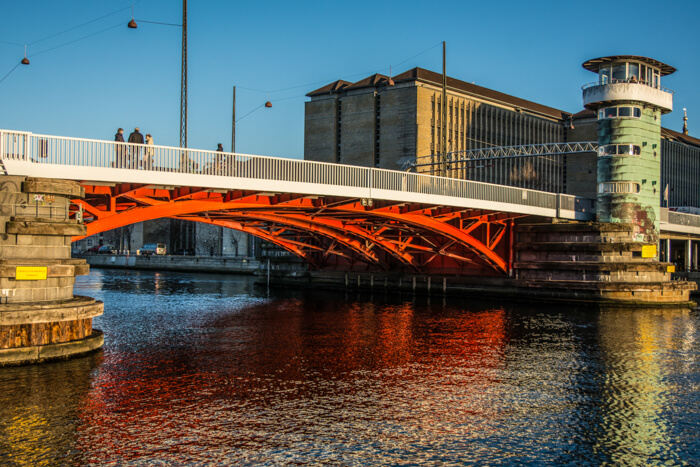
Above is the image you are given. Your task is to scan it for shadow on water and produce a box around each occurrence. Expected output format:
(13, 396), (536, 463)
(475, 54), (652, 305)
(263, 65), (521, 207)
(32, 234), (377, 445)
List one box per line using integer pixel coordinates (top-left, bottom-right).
(1, 269), (698, 465)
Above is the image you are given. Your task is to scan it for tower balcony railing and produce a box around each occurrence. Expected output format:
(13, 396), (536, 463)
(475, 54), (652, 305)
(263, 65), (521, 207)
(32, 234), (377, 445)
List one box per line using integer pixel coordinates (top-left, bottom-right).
(581, 80), (674, 95)
(582, 80), (674, 113)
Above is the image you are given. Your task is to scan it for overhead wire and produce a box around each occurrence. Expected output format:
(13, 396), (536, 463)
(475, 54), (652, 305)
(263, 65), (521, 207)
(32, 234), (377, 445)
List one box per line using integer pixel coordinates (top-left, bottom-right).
(33, 23), (124, 57)
(235, 42), (445, 107)
(28, 5), (132, 46)
(0, 63), (21, 85)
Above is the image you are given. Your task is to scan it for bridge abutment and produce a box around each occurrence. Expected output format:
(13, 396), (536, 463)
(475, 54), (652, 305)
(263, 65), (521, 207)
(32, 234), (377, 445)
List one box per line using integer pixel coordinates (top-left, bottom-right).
(0, 176), (103, 366)
(513, 222), (696, 306)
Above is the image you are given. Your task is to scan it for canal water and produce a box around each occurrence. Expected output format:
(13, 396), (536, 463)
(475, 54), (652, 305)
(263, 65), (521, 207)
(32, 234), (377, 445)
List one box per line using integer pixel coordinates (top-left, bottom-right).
(1, 269), (699, 466)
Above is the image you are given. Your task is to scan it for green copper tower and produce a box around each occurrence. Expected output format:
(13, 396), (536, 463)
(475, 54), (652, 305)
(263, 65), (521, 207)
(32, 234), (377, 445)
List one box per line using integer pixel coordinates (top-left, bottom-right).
(582, 55), (676, 247)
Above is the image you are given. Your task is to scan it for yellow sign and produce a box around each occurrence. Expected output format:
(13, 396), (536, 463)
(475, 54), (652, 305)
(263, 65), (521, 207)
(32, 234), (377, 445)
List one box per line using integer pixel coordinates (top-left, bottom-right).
(667, 265), (676, 273)
(641, 245), (657, 258)
(16, 267), (48, 280)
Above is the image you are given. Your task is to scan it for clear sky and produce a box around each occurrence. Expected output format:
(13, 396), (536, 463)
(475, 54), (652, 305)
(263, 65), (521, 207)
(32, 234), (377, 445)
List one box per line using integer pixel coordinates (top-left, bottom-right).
(1, 0), (698, 159)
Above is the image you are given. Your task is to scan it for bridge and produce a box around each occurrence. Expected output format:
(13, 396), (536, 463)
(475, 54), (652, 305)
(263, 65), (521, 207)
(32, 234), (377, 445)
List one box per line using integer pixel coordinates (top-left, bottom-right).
(1, 129), (697, 275)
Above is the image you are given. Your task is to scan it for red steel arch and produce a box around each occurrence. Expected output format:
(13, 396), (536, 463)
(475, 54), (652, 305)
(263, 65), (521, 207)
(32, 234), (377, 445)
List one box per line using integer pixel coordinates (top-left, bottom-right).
(73, 183), (522, 276)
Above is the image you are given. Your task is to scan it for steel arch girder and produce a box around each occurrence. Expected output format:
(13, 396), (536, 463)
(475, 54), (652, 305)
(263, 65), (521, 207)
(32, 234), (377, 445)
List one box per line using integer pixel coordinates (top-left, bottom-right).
(72, 196), (509, 274)
(225, 212), (389, 270)
(329, 208), (509, 273)
(247, 212), (420, 270)
(185, 217), (320, 268)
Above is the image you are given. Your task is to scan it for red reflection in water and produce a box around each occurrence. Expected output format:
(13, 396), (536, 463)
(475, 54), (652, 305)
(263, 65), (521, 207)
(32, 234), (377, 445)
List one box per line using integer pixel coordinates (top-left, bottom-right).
(75, 299), (508, 463)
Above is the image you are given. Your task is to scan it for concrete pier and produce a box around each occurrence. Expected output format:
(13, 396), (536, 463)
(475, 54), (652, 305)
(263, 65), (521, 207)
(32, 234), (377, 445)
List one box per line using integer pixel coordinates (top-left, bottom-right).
(0, 176), (103, 366)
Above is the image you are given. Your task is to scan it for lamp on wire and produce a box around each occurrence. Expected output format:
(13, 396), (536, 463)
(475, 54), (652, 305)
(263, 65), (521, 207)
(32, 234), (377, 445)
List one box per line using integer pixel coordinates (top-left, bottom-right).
(21, 45), (29, 65)
(128, 5), (137, 28)
(265, 93), (272, 108)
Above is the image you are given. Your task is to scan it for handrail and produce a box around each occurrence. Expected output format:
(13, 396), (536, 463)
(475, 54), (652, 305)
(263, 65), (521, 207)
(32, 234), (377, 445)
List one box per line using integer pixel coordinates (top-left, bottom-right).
(0, 129), (595, 216)
(581, 81), (674, 94)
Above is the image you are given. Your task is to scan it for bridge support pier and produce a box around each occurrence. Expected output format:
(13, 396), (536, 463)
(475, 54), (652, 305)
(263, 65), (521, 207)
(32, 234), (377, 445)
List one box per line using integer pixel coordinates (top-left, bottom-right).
(0, 176), (103, 366)
(514, 222), (696, 306)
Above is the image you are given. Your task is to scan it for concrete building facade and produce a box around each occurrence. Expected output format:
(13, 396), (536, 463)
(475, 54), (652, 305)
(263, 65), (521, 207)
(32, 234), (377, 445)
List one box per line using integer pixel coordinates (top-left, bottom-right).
(305, 63), (698, 210)
(305, 68), (570, 191)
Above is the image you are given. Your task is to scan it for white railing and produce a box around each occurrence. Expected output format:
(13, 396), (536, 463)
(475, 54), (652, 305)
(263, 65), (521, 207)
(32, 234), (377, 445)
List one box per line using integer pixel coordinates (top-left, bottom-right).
(581, 80), (675, 94)
(1, 129), (594, 215)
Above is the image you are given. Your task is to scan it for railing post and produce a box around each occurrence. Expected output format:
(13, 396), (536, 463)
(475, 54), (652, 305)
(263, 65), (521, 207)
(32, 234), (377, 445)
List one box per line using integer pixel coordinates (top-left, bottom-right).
(24, 132), (30, 161)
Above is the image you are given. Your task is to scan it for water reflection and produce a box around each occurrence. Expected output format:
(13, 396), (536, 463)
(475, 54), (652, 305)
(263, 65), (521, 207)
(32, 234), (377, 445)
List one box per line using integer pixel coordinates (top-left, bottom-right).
(0, 353), (102, 466)
(0, 269), (698, 465)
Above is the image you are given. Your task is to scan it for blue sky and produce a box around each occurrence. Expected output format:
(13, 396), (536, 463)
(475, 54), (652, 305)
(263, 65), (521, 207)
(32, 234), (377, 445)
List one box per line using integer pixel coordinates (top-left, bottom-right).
(1, 0), (698, 159)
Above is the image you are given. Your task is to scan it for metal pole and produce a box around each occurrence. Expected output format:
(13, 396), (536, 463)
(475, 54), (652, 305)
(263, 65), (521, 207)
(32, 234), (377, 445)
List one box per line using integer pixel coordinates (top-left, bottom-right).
(231, 86), (236, 153)
(442, 41), (447, 176)
(180, 0), (188, 149)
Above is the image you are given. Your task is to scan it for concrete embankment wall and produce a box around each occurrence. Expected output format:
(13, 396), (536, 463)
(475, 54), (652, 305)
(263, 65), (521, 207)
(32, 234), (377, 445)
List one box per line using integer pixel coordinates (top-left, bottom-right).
(79, 254), (261, 274)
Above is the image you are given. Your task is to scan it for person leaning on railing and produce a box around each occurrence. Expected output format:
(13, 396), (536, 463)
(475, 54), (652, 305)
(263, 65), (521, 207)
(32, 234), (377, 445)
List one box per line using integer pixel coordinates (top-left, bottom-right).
(114, 128), (126, 168)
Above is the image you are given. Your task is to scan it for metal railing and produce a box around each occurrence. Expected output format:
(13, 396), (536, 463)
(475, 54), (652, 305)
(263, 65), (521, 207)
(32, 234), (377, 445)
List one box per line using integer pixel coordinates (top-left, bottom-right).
(6, 202), (83, 221)
(1, 129), (595, 215)
(581, 80), (674, 94)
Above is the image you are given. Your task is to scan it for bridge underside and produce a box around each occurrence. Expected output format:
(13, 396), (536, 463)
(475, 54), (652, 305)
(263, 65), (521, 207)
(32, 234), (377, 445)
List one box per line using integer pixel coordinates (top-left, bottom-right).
(72, 183), (524, 276)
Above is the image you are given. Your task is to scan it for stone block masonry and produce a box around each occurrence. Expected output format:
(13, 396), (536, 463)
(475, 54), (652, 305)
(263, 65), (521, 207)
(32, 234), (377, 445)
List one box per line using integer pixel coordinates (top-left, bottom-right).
(0, 176), (104, 366)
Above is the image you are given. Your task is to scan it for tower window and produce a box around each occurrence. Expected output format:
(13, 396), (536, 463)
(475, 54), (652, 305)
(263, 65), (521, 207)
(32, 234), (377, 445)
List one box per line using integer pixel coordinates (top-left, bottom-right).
(598, 106), (642, 119)
(598, 144), (642, 157)
(598, 182), (641, 194)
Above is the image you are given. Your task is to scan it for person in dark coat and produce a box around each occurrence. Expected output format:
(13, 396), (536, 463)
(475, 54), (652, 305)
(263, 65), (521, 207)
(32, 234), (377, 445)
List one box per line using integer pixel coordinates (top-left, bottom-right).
(114, 128), (126, 167)
(214, 143), (225, 174)
(128, 127), (144, 168)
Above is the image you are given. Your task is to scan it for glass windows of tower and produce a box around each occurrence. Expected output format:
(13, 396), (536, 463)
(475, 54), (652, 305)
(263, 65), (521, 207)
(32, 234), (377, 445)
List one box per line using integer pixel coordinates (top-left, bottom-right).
(598, 144), (642, 157)
(598, 181), (641, 194)
(628, 63), (640, 81)
(612, 64), (627, 82)
(598, 62), (660, 88)
(598, 106), (642, 119)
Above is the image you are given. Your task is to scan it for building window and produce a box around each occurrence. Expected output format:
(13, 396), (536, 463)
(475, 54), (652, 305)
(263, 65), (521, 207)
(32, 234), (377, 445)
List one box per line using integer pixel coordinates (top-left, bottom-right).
(598, 106), (642, 119)
(598, 144), (642, 157)
(598, 181), (641, 194)
(599, 62), (660, 88)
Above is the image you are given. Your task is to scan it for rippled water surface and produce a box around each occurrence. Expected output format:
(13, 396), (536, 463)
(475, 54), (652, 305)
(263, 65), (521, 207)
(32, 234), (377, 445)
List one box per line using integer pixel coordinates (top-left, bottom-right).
(1, 269), (700, 466)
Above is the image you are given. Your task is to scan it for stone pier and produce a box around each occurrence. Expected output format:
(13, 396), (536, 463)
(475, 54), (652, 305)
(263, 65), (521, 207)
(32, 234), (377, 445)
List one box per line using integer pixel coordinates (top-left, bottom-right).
(0, 176), (103, 366)
(514, 222), (697, 306)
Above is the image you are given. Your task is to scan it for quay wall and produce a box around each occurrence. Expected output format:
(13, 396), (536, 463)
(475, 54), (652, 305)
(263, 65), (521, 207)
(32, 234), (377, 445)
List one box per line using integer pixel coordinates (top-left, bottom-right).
(79, 254), (261, 274)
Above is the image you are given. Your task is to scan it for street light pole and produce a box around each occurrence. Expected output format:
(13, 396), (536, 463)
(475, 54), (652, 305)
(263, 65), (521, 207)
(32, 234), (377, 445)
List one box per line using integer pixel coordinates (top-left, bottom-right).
(231, 86), (236, 153)
(441, 41), (447, 176)
(180, 0), (188, 149)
